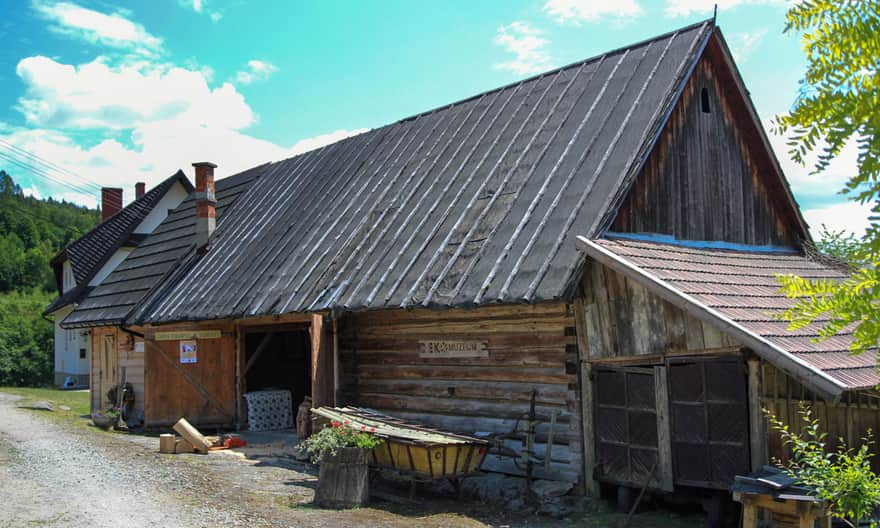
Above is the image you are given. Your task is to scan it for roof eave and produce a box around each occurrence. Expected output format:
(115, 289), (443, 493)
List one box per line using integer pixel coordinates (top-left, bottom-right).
(576, 236), (846, 401)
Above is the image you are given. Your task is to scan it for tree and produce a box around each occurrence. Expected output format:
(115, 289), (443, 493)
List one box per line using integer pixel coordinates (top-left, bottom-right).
(776, 0), (880, 353)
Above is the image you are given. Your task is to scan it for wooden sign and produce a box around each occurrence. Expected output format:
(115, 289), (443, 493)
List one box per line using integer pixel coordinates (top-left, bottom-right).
(155, 330), (221, 341)
(419, 340), (487, 359)
(179, 340), (197, 364)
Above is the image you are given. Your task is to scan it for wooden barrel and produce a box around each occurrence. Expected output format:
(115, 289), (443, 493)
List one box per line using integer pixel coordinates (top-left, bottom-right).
(314, 447), (369, 508)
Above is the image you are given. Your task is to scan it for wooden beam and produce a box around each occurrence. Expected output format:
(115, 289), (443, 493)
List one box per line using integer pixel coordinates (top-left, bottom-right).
(243, 332), (275, 376)
(654, 365), (674, 492)
(579, 360), (598, 496)
(748, 358), (768, 471)
(311, 314), (335, 408)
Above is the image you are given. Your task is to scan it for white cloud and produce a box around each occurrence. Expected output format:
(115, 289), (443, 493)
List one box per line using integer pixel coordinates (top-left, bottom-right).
(803, 201), (872, 238)
(22, 186), (43, 200)
(235, 60), (279, 85)
(664, 0), (788, 17)
(16, 56), (254, 131)
(729, 29), (767, 63)
(178, 0), (223, 22)
(288, 129), (369, 156)
(33, 1), (163, 55)
(494, 22), (552, 75)
(544, 0), (643, 24)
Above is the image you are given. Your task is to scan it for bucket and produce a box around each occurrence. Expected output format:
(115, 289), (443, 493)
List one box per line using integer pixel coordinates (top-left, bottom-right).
(314, 447), (369, 508)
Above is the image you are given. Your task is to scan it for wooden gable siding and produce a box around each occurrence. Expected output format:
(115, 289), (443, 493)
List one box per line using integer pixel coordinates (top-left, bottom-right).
(577, 259), (740, 361)
(337, 302), (583, 483)
(611, 46), (801, 246)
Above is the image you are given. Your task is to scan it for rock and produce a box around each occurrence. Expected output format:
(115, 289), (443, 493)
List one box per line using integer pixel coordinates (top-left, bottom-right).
(17, 400), (55, 411)
(530, 479), (574, 499)
(460, 473), (527, 505)
(59, 405), (71, 411)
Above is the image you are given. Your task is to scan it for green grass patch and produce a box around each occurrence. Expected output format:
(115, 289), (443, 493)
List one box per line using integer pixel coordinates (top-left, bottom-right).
(0, 386), (90, 418)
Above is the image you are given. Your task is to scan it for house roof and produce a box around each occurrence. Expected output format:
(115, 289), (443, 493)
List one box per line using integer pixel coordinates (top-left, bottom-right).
(44, 171), (192, 315)
(60, 164), (266, 328)
(137, 20), (715, 324)
(576, 235), (877, 397)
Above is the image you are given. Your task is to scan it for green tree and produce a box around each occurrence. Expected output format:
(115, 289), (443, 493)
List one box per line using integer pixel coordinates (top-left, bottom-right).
(775, 0), (880, 352)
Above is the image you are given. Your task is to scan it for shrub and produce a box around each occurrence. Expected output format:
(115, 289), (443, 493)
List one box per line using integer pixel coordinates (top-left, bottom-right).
(766, 403), (880, 527)
(301, 420), (383, 463)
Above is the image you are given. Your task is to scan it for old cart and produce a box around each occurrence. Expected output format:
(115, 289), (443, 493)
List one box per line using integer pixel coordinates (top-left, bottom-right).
(312, 407), (489, 496)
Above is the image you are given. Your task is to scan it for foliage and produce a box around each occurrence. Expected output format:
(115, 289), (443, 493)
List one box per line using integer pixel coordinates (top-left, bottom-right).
(773, 0), (880, 352)
(0, 289), (54, 386)
(766, 404), (880, 527)
(301, 420), (384, 463)
(814, 224), (867, 266)
(0, 171), (99, 386)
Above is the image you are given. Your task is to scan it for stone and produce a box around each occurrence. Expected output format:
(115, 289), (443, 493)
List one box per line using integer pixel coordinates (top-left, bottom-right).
(17, 400), (55, 411)
(530, 479), (574, 499)
(59, 405), (71, 411)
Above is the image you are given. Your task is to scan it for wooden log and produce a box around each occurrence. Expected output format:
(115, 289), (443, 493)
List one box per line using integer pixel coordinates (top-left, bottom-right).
(175, 438), (195, 454)
(173, 417), (212, 453)
(159, 433), (176, 453)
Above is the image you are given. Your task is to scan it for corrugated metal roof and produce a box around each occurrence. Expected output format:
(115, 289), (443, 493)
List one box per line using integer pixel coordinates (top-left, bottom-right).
(44, 172), (191, 315)
(137, 20), (713, 324)
(589, 237), (878, 391)
(61, 165), (266, 328)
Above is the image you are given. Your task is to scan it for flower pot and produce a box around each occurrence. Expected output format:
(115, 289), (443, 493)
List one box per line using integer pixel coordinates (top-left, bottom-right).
(91, 414), (114, 430)
(314, 447), (369, 509)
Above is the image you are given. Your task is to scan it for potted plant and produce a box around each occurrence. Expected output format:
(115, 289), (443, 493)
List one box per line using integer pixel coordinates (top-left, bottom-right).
(91, 406), (120, 430)
(301, 420), (383, 508)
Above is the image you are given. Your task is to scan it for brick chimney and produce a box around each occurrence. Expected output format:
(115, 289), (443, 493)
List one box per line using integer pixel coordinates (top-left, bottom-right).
(101, 187), (123, 222)
(193, 162), (217, 251)
(135, 182), (145, 199)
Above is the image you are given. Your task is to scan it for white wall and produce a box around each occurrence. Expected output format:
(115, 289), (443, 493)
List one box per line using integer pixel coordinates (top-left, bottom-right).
(54, 305), (89, 383)
(134, 182), (190, 234)
(89, 248), (132, 287)
(62, 260), (75, 293)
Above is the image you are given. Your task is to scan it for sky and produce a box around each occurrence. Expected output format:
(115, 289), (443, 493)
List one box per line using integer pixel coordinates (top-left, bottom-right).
(0, 0), (869, 237)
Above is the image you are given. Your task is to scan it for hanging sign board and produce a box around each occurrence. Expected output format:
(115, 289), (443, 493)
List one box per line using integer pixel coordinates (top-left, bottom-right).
(179, 340), (198, 364)
(155, 330), (222, 341)
(419, 340), (487, 359)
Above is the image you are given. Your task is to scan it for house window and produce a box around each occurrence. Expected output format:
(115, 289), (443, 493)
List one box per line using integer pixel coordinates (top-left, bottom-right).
(79, 348), (87, 359)
(700, 87), (711, 114)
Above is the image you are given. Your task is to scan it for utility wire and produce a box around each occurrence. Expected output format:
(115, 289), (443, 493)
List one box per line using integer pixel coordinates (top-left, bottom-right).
(0, 149), (102, 198)
(0, 138), (101, 193)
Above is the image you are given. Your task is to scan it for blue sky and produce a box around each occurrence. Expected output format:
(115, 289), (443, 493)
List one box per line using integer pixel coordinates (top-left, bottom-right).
(0, 0), (868, 235)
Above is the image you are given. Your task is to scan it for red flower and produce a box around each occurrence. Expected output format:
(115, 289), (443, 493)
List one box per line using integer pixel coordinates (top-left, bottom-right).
(369, 427), (376, 432)
(344, 420), (350, 425)
(360, 425), (366, 430)
(331, 420), (341, 427)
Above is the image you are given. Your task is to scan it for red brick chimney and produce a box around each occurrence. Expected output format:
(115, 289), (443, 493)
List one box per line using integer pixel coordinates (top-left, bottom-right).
(135, 182), (146, 199)
(101, 187), (123, 222)
(193, 162), (217, 251)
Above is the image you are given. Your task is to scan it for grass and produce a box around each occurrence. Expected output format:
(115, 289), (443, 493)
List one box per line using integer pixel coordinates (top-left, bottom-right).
(0, 386), (91, 423)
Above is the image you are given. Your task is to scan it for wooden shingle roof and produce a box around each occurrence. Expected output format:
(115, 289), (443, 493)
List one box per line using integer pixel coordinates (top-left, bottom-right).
(578, 235), (877, 396)
(137, 20), (715, 324)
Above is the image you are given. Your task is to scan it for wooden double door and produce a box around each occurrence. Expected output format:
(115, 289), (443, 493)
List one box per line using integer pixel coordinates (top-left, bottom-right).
(593, 356), (750, 491)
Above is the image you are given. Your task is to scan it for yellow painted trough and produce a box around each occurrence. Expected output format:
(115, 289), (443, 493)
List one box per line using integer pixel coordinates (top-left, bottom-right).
(311, 407), (489, 481)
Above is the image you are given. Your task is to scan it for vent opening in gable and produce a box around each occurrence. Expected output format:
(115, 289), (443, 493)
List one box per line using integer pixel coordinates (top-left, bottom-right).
(700, 88), (711, 114)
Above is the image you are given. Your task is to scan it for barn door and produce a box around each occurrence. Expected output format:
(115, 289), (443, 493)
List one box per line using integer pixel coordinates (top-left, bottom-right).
(594, 366), (673, 491)
(667, 357), (750, 489)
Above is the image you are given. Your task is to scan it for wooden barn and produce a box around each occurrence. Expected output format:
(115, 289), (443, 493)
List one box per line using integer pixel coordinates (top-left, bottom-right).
(59, 18), (879, 501)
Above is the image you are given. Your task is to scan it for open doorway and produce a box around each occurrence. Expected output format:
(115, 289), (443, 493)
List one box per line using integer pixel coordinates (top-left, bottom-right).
(243, 329), (311, 428)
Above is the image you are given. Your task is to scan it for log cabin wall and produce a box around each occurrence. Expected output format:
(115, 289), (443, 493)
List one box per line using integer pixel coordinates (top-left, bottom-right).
(337, 302), (583, 483)
(116, 331), (145, 422)
(140, 321), (238, 428)
(611, 48), (801, 246)
(759, 361), (880, 472)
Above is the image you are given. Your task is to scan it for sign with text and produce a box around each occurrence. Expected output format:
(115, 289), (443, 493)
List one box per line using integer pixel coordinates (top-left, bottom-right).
(418, 340), (487, 359)
(155, 330), (222, 341)
(179, 340), (197, 364)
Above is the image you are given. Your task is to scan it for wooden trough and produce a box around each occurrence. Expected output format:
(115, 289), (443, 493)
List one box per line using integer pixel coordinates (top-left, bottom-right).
(311, 407), (489, 492)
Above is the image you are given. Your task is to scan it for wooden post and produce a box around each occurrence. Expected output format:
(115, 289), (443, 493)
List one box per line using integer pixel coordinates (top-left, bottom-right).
(579, 360), (598, 496)
(654, 365), (674, 491)
(311, 314), (335, 408)
(748, 358), (767, 471)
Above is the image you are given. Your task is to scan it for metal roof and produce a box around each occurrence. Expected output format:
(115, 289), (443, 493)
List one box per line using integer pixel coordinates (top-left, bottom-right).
(138, 20), (714, 324)
(44, 172), (191, 315)
(578, 236), (877, 395)
(60, 165), (266, 328)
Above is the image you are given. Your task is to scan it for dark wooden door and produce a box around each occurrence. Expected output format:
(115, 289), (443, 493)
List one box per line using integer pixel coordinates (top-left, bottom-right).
(667, 357), (750, 489)
(594, 366), (672, 491)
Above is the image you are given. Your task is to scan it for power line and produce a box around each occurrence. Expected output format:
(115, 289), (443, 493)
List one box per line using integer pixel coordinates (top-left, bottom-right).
(0, 149), (102, 198)
(0, 138), (102, 193)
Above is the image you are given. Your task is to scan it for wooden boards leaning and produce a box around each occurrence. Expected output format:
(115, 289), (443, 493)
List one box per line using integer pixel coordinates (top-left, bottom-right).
(173, 417), (212, 453)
